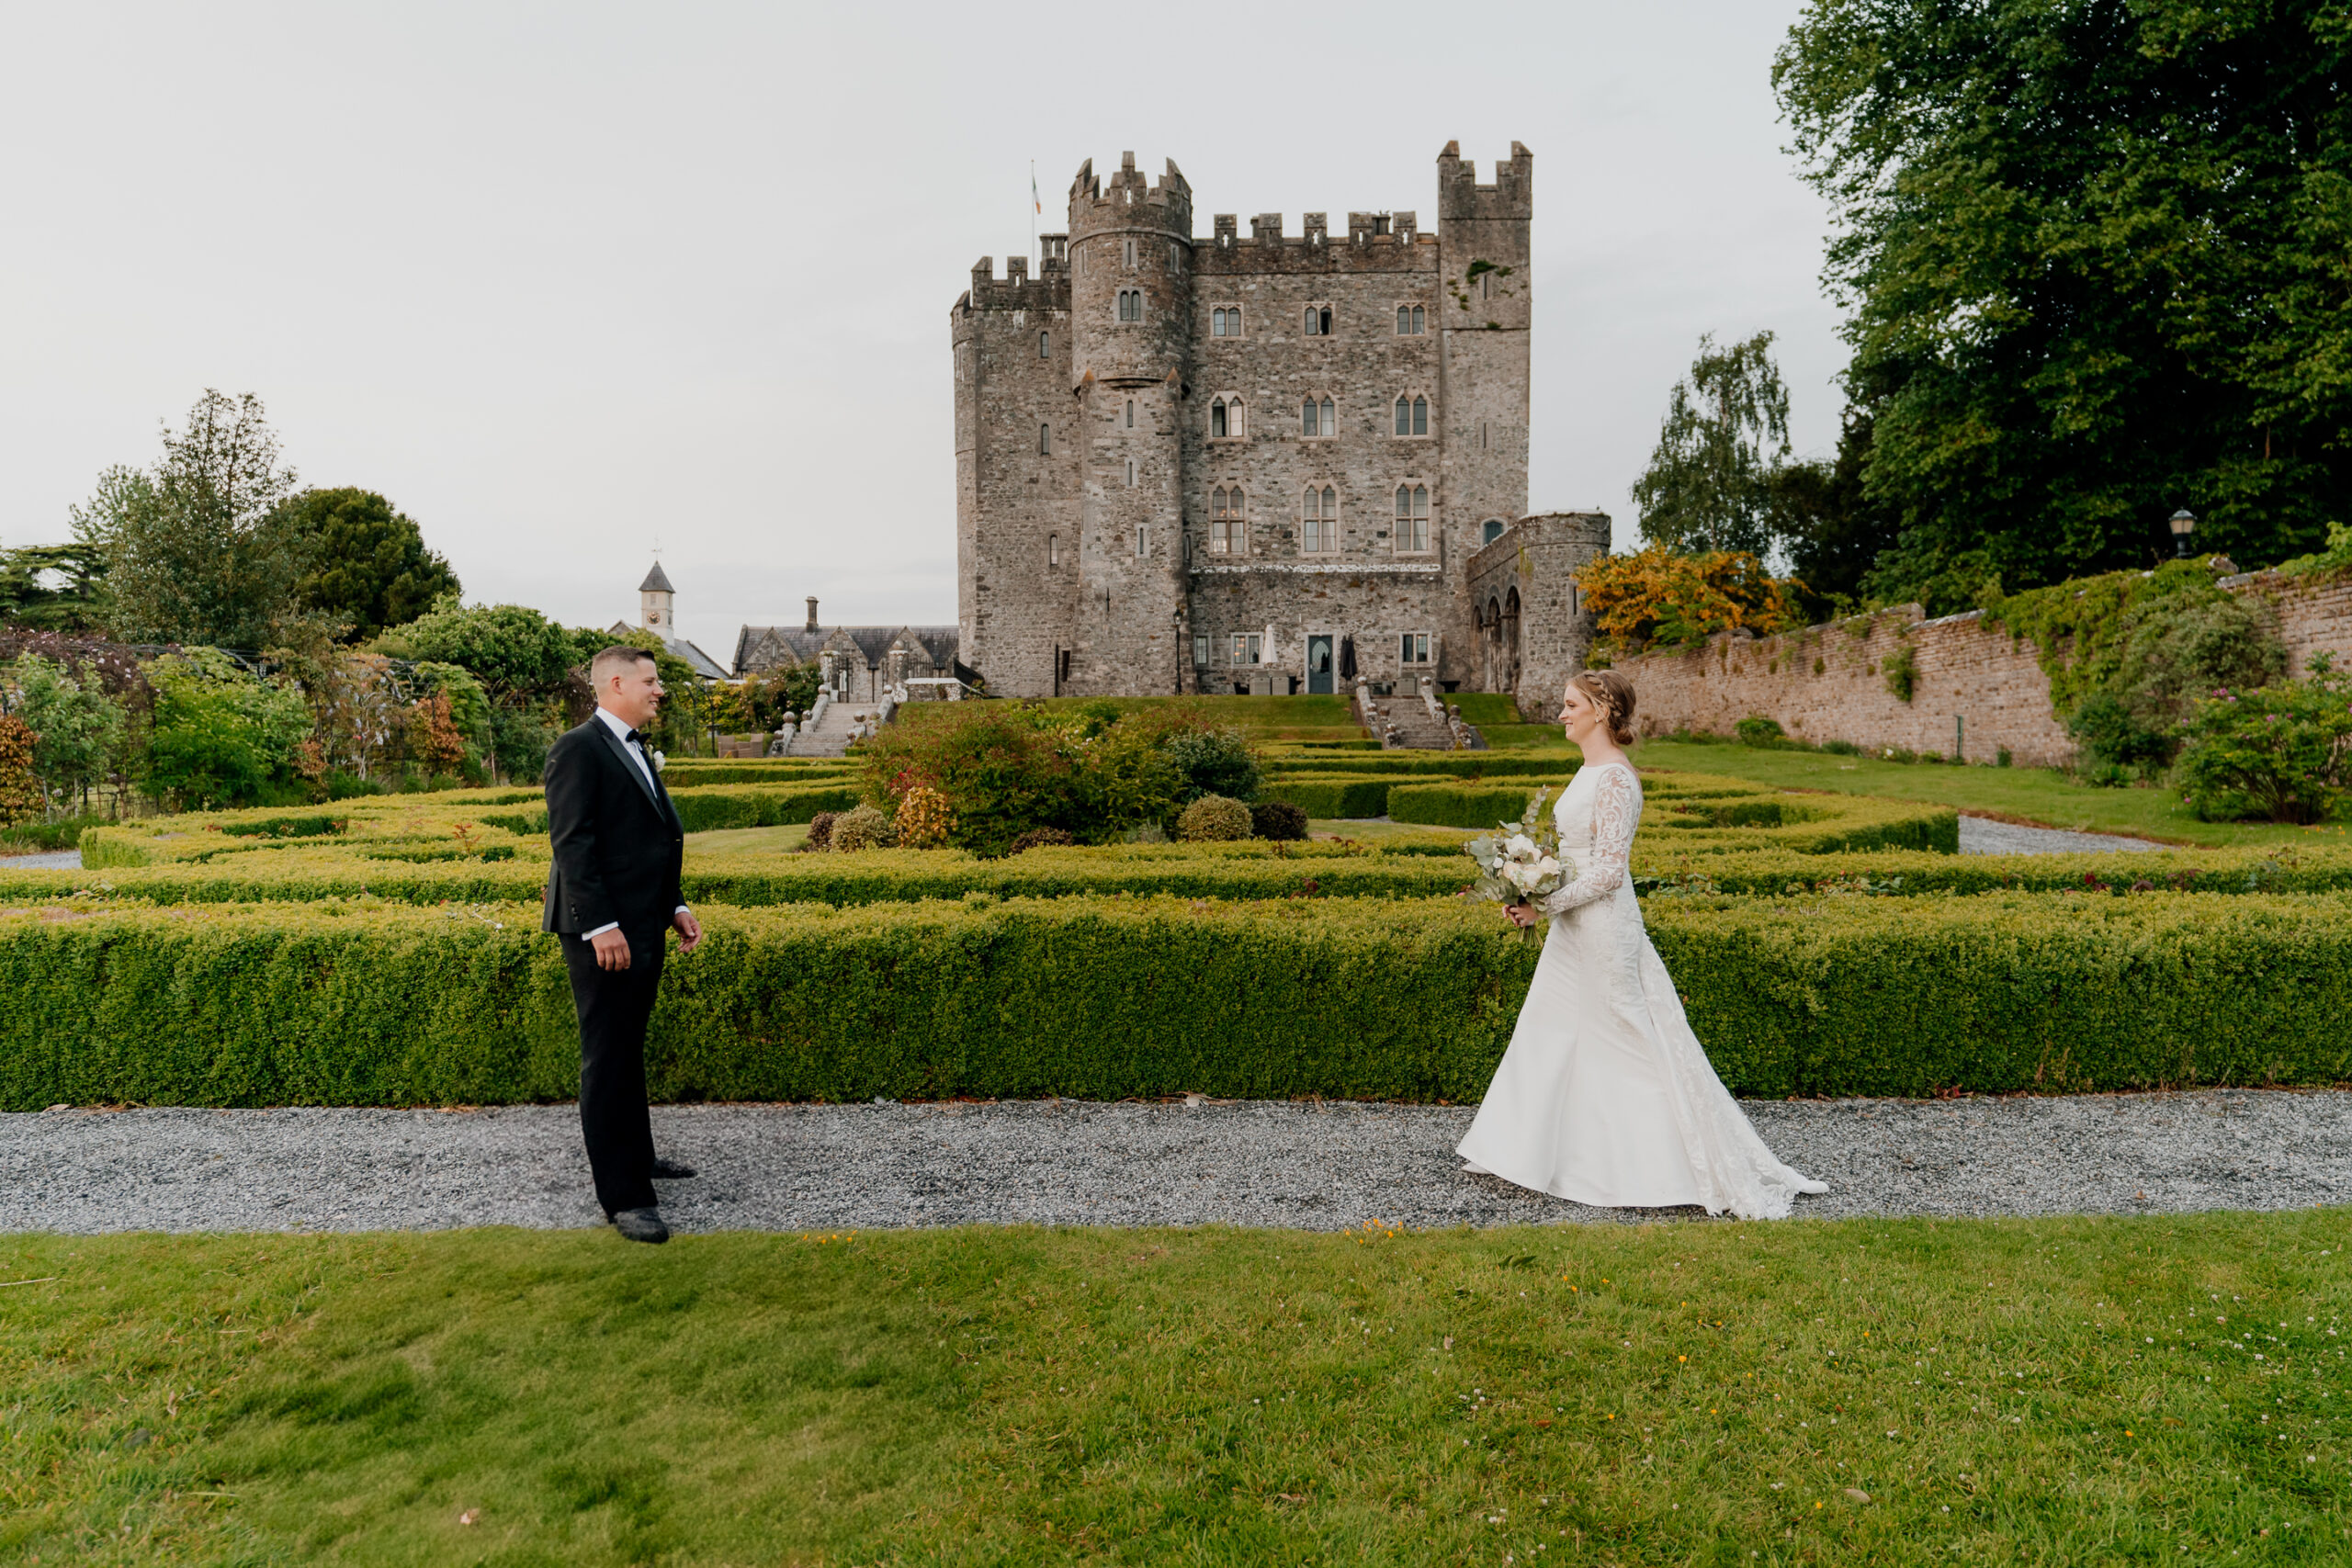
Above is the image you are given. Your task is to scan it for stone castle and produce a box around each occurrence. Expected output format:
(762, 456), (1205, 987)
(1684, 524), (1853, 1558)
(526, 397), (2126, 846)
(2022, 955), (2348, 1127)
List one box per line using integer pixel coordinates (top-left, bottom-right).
(952, 141), (1607, 705)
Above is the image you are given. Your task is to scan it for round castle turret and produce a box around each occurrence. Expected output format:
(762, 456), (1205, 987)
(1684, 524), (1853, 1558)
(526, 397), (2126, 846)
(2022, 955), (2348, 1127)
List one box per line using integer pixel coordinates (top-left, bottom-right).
(1063, 152), (1194, 694)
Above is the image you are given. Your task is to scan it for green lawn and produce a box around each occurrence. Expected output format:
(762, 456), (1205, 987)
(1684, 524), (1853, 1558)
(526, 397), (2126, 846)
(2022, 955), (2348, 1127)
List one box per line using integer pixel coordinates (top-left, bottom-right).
(1626, 740), (2346, 849)
(7, 1214), (2346, 1564)
(684, 822), (811, 856)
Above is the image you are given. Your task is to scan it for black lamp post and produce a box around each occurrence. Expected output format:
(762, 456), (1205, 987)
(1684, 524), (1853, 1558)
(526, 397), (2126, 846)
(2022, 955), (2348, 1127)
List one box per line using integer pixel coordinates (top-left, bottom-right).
(2169, 509), (2198, 559)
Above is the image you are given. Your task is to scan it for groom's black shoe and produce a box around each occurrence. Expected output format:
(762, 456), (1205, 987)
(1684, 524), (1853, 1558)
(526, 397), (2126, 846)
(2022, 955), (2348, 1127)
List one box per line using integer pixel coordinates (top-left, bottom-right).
(612, 1208), (670, 1244)
(650, 1157), (696, 1180)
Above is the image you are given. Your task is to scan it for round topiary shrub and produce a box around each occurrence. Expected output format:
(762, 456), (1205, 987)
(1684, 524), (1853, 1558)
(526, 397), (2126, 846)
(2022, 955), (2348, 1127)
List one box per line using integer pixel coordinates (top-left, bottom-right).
(804, 811), (838, 851)
(1006, 826), (1076, 855)
(829, 803), (898, 852)
(1161, 728), (1261, 803)
(893, 784), (956, 849)
(1250, 800), (1308, 841)
(1178, 795), (1253, 841)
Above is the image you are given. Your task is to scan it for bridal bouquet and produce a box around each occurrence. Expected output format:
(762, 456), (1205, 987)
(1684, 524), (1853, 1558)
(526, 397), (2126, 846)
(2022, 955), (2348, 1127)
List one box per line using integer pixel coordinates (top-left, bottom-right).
(1465, 789), (1565, 938)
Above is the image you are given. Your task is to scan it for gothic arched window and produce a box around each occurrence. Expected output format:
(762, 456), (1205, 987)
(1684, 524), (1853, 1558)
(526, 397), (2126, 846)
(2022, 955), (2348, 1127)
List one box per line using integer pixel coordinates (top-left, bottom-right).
(1211, 486), (1243, 555)
(1394, 484), (1430, 552)
(1393, 394), (1429, 437)
(1302, 485), (1339, 553)
(1116, 288), (1143, 322)
(1301, 396), (1335, 438)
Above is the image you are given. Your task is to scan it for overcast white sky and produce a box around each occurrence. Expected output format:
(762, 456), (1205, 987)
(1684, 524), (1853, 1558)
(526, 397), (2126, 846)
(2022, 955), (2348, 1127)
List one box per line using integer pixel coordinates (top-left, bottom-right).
(0, 1), (1844, 661)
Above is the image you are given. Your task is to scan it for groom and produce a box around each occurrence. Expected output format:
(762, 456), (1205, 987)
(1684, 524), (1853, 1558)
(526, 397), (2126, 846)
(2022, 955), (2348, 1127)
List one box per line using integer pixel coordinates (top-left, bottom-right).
(543, 644), (705, 1245)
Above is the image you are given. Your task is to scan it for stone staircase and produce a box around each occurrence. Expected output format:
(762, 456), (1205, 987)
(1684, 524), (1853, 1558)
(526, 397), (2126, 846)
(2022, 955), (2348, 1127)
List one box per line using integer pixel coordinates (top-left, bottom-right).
(780, 693), (888, 757)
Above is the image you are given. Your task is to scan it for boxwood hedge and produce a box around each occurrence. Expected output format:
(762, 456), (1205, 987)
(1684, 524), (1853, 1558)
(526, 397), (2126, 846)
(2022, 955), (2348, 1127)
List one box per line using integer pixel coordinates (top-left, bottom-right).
(6, 890), (2346, 1110)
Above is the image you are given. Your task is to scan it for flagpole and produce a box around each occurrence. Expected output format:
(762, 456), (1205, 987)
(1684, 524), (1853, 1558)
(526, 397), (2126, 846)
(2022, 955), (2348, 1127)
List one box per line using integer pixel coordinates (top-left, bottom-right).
(1030, 160), (1037, 270)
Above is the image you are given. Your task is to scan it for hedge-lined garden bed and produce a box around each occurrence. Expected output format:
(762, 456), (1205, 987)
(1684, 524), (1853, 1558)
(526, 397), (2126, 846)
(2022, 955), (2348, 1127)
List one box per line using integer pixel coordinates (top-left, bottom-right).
(6, 891), (2346, 1109)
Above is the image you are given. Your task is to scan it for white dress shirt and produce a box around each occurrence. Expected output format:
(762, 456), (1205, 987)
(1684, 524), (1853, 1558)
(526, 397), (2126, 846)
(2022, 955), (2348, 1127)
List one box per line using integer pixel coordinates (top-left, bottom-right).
(581, 705), (690, 942)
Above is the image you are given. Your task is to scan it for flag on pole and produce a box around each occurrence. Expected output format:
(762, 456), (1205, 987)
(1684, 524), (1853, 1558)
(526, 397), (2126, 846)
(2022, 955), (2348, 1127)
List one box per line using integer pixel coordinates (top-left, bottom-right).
(1032, 162), (1041, 216)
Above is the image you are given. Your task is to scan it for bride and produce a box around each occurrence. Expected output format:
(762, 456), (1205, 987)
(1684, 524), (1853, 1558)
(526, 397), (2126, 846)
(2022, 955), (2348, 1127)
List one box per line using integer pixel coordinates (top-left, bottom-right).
(1457, 670), (1827, 1220)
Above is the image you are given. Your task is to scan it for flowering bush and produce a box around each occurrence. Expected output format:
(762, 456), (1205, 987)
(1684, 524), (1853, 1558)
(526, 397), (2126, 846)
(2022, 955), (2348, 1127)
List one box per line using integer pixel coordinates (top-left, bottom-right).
(0, 715), (43, 825)
(2174, 655), (2352, 823)
(1577, 544), (1801, 660)
(892, 784), (956, 849)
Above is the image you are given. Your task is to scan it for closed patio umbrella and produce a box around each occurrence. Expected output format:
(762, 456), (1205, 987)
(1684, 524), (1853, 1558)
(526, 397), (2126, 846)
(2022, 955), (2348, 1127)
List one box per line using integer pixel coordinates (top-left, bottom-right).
(1338, 635), (1357, 680)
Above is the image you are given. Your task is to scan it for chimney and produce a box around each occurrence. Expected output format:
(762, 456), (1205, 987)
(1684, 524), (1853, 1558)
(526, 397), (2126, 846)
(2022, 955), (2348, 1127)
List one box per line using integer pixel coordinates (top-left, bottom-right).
(805, 596), (820, 633)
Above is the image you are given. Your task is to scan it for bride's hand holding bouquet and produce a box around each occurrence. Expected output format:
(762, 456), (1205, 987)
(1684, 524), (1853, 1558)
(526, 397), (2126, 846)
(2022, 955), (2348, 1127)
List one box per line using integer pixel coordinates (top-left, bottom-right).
(1465, 789), (1565, 940)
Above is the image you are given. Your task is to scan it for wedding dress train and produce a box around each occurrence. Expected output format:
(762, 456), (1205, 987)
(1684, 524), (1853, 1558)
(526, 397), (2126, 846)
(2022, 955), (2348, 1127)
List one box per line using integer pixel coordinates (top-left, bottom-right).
(1456, 761), (1827, 1220)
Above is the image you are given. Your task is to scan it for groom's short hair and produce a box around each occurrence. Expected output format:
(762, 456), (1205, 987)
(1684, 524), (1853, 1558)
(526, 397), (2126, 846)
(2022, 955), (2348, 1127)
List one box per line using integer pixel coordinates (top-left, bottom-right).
(590, 645), (657, 683)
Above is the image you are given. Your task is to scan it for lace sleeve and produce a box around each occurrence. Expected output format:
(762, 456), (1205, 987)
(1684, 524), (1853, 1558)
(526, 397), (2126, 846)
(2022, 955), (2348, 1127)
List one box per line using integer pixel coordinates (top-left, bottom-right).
(1541, 764), (1642, 914)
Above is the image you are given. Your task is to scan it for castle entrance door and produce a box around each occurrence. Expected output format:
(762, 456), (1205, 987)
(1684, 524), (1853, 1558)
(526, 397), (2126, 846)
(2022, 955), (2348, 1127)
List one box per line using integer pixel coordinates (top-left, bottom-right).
(1306, 635), (1334, 694)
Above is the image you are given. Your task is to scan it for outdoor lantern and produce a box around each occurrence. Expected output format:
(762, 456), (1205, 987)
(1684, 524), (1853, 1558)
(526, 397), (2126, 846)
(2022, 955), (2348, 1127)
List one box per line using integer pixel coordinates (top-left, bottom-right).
(2169, 509), (2198, 558)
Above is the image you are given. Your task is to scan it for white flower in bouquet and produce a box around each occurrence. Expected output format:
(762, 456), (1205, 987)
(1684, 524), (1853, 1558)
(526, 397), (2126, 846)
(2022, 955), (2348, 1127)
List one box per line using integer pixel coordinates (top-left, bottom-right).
(1465, 787), (1567, 936)
(651, 750), (667, 773)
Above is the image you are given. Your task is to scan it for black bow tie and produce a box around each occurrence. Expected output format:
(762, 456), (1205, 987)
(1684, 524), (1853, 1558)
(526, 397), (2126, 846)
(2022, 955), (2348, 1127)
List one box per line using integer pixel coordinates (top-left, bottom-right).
(622, 728), (643, 747)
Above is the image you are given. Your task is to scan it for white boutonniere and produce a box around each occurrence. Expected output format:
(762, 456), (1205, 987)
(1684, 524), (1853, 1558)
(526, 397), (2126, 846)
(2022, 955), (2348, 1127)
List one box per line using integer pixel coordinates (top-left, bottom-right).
(651, 750), (667, 774)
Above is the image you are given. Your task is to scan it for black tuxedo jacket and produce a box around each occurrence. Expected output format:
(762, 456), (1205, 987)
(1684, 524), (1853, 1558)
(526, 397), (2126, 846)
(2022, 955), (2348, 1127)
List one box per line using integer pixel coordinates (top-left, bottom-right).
(541, 715), (686, 935)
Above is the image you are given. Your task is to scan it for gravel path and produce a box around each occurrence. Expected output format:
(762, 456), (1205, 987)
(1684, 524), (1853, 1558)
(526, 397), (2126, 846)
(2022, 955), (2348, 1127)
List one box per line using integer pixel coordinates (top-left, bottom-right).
(1957, 816), (2159, 854)
(6, 1090), (2344, 1235)
(0, 849), (81, 870)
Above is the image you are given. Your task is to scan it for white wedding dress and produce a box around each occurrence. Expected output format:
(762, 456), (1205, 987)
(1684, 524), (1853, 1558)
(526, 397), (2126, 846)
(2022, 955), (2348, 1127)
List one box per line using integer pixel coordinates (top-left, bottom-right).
(1457, 761), (1828, 1220)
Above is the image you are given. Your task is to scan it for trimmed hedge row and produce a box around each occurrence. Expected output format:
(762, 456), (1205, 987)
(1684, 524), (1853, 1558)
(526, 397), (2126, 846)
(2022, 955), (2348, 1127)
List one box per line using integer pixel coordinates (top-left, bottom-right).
(1258, 751), (1574, 778)
(37, 836), (2352, 908)
(6, 890), (2346, 1109)
(479, 782), (862, 836)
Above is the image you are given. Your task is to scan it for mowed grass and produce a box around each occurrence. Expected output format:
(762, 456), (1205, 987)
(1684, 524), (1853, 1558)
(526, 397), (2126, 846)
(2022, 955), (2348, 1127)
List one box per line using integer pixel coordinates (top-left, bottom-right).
(1620, 739), (2346, 849)
(6, 1213), (2347, 1564)
(684, 822), (812, 856)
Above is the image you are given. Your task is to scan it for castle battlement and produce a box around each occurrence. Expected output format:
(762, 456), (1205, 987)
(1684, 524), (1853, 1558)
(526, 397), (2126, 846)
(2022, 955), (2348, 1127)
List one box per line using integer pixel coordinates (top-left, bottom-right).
(1069, 152), (1193, 237)
(1204, 210), (1431, 254)
(1437, 141), (1533, 221)
(958, 253), (1071, 315)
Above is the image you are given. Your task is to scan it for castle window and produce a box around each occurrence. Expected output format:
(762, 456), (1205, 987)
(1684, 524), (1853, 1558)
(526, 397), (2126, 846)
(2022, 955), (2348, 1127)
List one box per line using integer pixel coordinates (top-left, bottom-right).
(1231, 633), (1262, 665)
(1395, 483), (1430, 552)
(1125, 457), (1136, 487)
(1117, 288), (1143, 322)
(1211, 306), (1241, 337)
(1136, 525), (1148, 558)
(1193, 634), (1209, 667)
(1395, 305), (1426, 335)
(1301, 484), (1338, 552)
(1125, 399), (1135, 429)
(1049, 533), (1060, 568)
(1393, 394), (1429, 437)
(1039, 423), (1050, 455)
(1400, 632), (1432, 665)
(1303, 303), (1333, 336)
(1211, 486), (1243, 554)
(1300, 396), (1334, 438)
(1038, 331), (1049, 358)
(1123, 237), (1136, 269)
(1211, 395), (1246, 439)
(1482, 518), (1506, 546)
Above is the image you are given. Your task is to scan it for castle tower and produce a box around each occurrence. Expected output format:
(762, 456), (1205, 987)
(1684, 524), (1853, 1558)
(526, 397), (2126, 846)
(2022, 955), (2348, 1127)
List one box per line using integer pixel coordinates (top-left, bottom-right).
(1064, 152), (1193, 695)
(639, 561), (675, 631)
(1436, 141), (1533, 565)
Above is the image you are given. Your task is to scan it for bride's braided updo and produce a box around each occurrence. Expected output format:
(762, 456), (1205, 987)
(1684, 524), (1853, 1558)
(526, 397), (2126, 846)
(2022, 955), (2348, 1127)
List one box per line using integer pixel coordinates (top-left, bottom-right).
(1569, 670), (1638, 746)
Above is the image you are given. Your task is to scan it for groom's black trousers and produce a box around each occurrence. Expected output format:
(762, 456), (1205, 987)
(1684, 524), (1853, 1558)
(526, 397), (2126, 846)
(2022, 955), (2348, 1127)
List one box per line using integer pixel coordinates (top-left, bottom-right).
(560, 926), (665, 1216)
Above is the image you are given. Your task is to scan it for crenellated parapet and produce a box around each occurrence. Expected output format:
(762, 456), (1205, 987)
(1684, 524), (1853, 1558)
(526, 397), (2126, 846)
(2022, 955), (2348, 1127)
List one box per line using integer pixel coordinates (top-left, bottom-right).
(1438, 140), (1533, 221)
(1068, 151), (1193, 243)
(956, 246), (1072, 320)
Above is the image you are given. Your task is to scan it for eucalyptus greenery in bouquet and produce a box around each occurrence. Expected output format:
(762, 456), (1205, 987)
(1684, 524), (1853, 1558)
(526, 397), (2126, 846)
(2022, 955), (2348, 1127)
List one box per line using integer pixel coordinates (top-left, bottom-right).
(1465, 788), (1565, 939)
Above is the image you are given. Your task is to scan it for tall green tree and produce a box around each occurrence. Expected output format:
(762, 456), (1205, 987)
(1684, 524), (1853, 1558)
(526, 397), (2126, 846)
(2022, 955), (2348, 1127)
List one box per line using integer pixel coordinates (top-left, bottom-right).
(1765, 412), (1892, 608)
(277, 487), (461, 640)
(1629, 331), (1792, 556)
(1776, 0), (2352, 596)
(73, 390), (306, 648)
(0, 542), (110, 631)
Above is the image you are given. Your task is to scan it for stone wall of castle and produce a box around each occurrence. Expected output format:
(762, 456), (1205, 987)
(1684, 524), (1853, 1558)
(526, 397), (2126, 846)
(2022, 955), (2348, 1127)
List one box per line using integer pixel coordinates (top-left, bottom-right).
(1600, 569), (2352, 767)
(953, 143), (1539, 699)
(1466, 512), (1611, 711)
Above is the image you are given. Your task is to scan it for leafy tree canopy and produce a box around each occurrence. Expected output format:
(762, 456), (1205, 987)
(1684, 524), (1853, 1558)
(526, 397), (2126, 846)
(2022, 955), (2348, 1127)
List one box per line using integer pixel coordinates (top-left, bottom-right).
(0, 542), (110, 633)
(1776, 0), (2352, 598)
(73, 391), (308, 649)
(373, 601), (578, 706)
(1630, 331), (1792, 557)
(279, 487), (461, 641)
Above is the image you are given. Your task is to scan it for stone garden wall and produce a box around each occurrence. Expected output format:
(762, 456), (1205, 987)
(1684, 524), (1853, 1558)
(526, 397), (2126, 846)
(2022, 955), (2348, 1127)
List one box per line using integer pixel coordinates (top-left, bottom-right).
(1601, 569), (2352, 768)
